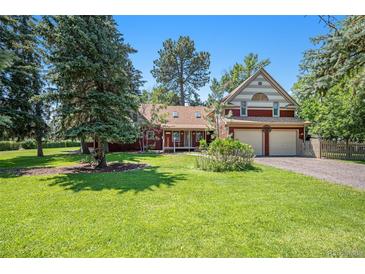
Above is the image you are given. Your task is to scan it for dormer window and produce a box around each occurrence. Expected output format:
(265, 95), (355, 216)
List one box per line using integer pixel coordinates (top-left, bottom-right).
(240, 101), (247, 117)
(172, 111), (179, 118)
(273, 102), (280, 117)
(195, 111), (201, 118)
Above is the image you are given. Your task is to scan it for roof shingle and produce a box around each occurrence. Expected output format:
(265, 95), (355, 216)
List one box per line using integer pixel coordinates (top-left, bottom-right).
(139, 104), (210, 129)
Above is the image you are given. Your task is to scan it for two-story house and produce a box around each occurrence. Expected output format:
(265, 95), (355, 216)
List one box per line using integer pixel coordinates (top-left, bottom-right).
(218, 67), (309, 156)
(96, 67), (308, 156)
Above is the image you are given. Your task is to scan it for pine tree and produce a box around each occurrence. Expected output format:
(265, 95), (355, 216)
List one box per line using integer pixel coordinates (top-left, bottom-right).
(40, 16), (142, 167)
(293, 16), (365, 142)
(0, 16), (47, 156)
(151, 36), (210, 106)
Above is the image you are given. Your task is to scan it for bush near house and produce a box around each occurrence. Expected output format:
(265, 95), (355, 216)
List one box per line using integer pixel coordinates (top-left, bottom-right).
(196, 138), (254, 171)
(0, 140), (80, 151)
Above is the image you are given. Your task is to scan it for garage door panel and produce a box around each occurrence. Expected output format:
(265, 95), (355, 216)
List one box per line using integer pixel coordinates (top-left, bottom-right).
(270, 130), (297, 156)
(235, 129), (263, 156)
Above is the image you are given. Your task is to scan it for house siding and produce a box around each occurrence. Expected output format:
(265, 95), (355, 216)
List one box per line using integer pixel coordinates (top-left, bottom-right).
(224, 108), (295, 118)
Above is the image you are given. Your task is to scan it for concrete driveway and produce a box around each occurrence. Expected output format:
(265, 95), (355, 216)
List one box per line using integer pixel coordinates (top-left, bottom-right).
(255, 157), (365, 190)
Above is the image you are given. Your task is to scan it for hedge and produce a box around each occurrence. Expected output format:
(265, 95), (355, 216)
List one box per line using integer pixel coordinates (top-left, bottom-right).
(0, 140), (80, 151)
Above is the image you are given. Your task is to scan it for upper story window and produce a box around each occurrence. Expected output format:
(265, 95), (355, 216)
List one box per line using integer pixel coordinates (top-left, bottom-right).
(172, 111), (179, 118)
(240, 101), (247, 117)
(258, 81), (262, 86)
(273, 102), (280, 117)
(252, 93), (269, 101)
(195, 111), (201, 118)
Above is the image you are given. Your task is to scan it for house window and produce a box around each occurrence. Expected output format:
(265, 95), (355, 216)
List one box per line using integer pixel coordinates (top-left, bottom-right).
(195, 111), (201, 118)
(147, 131), (155, 140)
(258, 81), (262, 86)
(240, 101), (247, 116)
(173, 131), (180, 142)
(252, 93), (269, 101)
(196, 132), (203, 142)
(273, 102), (280, 117)
(172, 111), (179, 118)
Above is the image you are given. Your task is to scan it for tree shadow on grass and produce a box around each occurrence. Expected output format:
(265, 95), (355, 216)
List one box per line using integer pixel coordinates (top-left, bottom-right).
(0, 153), (82, 169)
(106, 152), (162, 164)
(46, 166), (186, 194)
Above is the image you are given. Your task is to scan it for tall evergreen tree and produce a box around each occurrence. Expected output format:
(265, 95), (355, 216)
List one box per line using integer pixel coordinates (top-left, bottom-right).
(0, 16), (47, 155)
(220, 53), (270, 93)
(151, 36), (210, 106)
(40, 16), (142, 167)
(293, 15), (365, 142)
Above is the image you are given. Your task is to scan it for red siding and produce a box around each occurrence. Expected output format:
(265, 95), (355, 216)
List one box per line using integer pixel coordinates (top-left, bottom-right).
(225, 108), (295, 118)
(280, 110), (295, 117)
(87, 127), (163, 152)
(248, 109), (272, 117)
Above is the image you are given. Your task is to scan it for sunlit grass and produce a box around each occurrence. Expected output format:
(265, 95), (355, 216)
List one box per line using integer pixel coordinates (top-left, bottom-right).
(0, 150), (364, 257)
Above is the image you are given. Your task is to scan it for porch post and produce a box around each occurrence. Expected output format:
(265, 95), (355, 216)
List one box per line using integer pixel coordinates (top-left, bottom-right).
(162, 129), (165, 152)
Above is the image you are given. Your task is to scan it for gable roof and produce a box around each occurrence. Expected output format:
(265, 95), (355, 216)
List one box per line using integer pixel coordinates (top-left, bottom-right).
(222, 67), (298, 106)
(139, 104), (210, 130)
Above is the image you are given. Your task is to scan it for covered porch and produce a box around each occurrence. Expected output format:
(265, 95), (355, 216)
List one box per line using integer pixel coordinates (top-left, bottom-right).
(162, 128), (212, 152)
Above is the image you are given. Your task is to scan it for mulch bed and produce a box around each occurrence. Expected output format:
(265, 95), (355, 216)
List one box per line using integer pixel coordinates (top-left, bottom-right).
(0, 162), (148, 176)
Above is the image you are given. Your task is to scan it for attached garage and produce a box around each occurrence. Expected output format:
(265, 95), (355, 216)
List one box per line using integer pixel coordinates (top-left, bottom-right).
(234, 129), (263, 156)
(269, 129), (297, 156)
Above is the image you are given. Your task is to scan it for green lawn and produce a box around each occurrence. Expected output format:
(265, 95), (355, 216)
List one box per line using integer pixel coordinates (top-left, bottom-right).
(0, 148), (364, 257)
(0, 147), (82, 168)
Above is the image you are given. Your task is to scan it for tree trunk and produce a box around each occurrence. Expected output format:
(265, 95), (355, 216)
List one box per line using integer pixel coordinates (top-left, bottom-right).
(179, 80), (185, 106)
(80, 136), (90, 154)
(179, 61), (185, 105)
(94, 136), (107, 168)
(103, 142), (109, 153)
(35, 102), (44, 157)
(36, 136), (43, 157)
(215, 114), (220, 138)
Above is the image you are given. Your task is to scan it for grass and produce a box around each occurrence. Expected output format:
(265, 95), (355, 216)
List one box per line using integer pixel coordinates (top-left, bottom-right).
(0, 148), (365, 257)
(341, 159), (365, 165)
(0, 147), (82, 168)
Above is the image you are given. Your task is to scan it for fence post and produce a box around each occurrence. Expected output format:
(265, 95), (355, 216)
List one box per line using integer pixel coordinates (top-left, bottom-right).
(319, 138), (322, 158)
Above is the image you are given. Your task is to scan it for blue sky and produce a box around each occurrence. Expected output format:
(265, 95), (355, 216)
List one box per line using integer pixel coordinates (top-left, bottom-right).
(114, 16), (330, 101)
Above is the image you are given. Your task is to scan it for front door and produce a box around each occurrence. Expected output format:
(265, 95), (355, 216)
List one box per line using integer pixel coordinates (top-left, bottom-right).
(165, 131), (172, 147)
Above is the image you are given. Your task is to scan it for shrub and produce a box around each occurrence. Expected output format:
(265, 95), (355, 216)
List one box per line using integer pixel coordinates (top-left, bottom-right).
(0, 141), (21, 151)
(0, 140), (80, 151)
(43, 141), (80, 148)
(196, 138), (254, 172)
(21, 140), (36, 149)
(198, 139), (208, 152)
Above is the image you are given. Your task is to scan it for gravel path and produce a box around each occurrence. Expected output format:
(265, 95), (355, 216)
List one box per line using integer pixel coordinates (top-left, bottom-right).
(255, 157), (365, 190)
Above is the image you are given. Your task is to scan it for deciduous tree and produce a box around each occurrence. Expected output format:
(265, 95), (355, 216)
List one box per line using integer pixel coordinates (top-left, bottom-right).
(220, 53), (270, 93)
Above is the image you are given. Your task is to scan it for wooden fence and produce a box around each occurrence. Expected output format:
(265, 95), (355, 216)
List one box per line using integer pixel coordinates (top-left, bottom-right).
(320, 140), (365, 161)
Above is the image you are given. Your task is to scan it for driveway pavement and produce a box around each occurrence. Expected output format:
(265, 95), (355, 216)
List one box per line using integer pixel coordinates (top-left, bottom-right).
(255, 157), (365, 190)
